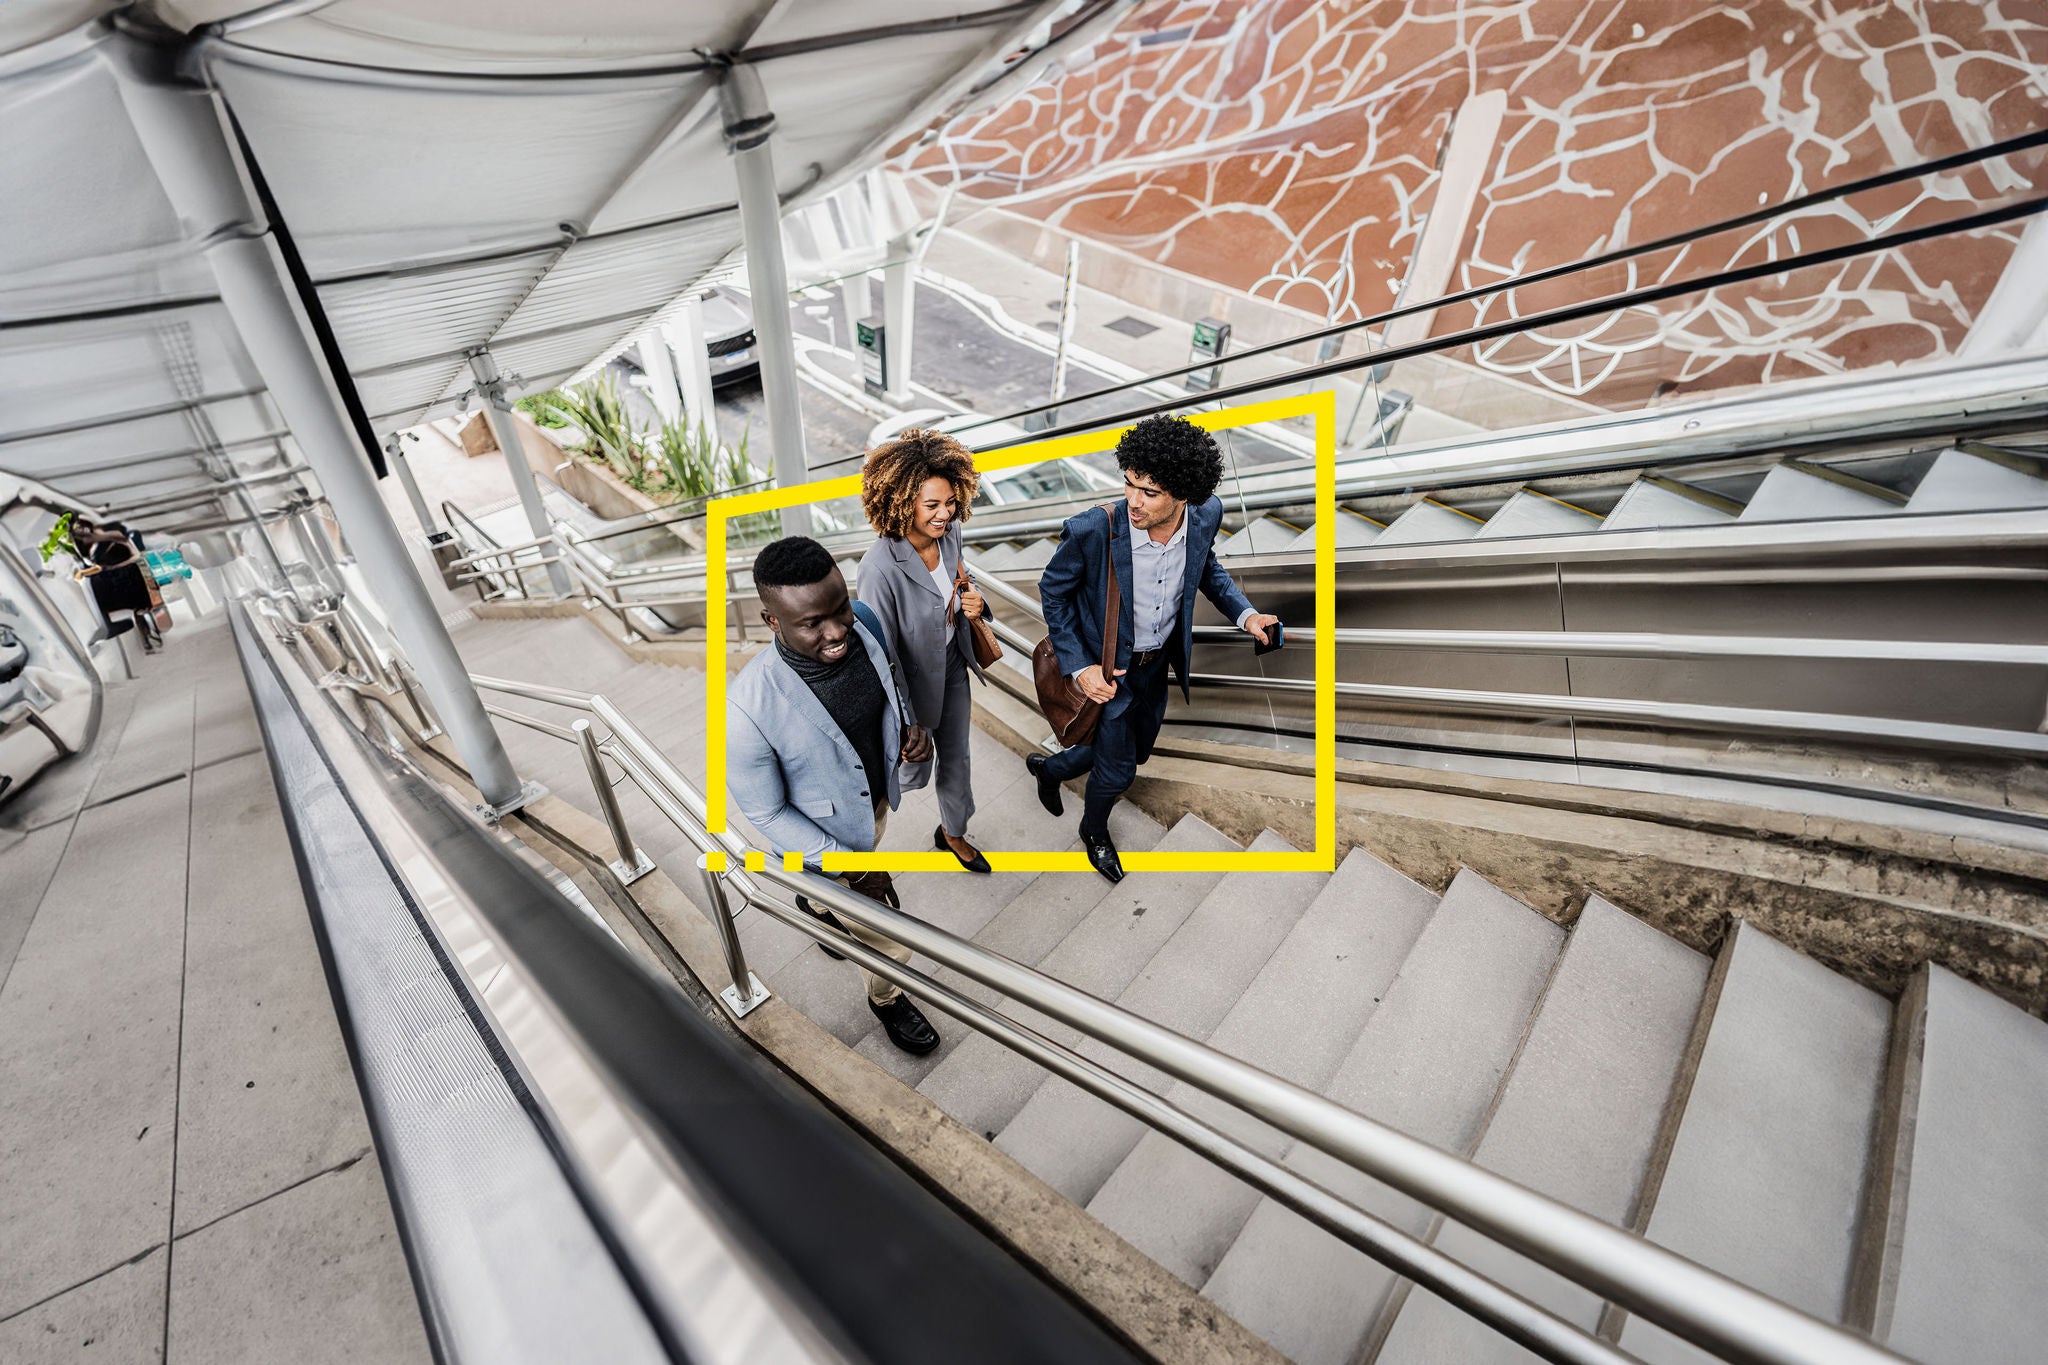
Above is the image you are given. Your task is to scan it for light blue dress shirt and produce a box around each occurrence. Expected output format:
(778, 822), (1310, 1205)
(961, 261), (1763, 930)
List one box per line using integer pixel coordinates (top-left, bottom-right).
(1077, 509), (1256, 673)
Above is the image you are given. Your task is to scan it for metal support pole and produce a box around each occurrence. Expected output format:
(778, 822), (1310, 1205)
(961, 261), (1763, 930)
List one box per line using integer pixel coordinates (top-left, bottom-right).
(635, 329), (683, 423)
(108, 37), (531, 811)
(468, 350), (575, 598)
(386, 432), (441, 536)
(882, 235), (919, 400)
(573, 720), (654, 885)
(721, 63), (810, 537)
(664, 295), (717, 441)
(291, 505), (343, 597)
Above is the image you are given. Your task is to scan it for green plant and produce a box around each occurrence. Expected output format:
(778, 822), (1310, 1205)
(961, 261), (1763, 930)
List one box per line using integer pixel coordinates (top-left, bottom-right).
(539, 374), (643, 482)
(654, 417), (721, 501)
(652, 418), (763, 506)
(37, 511), (77, 563)
(513, 389), (570, 428)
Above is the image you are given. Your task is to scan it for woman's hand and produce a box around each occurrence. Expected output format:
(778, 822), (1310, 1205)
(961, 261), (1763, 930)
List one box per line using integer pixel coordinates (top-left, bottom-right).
(959, 586), (985, 620)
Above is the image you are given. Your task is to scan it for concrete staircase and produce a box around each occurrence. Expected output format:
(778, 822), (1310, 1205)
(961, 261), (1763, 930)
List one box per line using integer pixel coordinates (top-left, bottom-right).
(448, 610), (2048, 1365)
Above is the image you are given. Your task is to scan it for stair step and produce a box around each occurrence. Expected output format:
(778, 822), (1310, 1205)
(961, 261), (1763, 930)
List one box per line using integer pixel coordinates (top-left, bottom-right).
(1866, 965), (2048, 1363)
(973, 541), (1024, 571)
(1088, 848), (1437, 1285)
(1286, 507), (1384, 551)
(1904, 445), (2048, 515)
(992, 831), (1328, 1204)
(1614, 920), (1889, 1363)
(1737, 462), (1905, 523)
(1216, 516), (1307, 558)
(1371, 897), (1710, 1363)
(1001, 538), (1057, 572)
(1200, 870), (1566, 1365)
(1475, 489), (1603, 540)
(1373, 498), (1486, 547)
(1599, 476), (1741, 531)
(914, 814), (1235, 1138)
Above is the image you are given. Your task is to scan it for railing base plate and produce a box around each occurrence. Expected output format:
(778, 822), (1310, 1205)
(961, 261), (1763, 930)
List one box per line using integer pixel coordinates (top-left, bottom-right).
(610, 850), (657, 885)
(720, 972), (771, 1019)
(475, 778), (548, 823)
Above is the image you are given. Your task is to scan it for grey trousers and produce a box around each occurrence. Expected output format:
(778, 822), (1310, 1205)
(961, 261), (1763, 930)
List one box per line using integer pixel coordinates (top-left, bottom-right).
(931, 653), (977, 838)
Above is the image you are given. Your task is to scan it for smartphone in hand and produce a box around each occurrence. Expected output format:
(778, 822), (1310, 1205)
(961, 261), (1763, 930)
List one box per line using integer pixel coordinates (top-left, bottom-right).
(1254, 620), (1285, 656)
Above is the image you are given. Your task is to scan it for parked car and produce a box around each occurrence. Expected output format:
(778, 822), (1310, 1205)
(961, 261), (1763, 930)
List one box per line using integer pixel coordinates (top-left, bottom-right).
(866, 409), (1121, 508)
(701, 287), (759, 388)
(620, 287), (759, 408)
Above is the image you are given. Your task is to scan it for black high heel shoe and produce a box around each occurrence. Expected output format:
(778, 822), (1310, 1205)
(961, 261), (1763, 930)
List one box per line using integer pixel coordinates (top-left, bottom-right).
(935, 825), (992, 874)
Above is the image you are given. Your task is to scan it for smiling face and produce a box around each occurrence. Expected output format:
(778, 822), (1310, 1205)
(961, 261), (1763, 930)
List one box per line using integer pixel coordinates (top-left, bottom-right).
(760, 566), (856, 664)
(1123, 469), (1185, 535)
(911, 474), (961, 543)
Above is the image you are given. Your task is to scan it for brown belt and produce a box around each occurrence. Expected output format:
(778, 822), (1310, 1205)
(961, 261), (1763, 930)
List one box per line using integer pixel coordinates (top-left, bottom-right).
(1128, 645), (1169, 667)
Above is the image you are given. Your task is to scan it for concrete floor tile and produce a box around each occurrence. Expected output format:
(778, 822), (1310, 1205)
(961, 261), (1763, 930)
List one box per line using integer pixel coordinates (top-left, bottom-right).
(174, 754), (370, 1235)
(166, 1155), (429, 1365)
(0, 778), (189, 1317)
(87, 687), (195, 808)
(0, 1247), (165, 1365)
(0, 823), (70, 995)
(190, 665), (261, 770)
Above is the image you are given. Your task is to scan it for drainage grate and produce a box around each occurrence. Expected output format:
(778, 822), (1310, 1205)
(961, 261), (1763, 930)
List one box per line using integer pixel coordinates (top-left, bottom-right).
(1105, 315), (1160, 339)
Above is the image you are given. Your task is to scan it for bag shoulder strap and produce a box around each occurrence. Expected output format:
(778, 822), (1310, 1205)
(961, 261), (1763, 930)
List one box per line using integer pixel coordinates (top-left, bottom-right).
(1100, 504), (1120, 673)
(850, 598), (913, 722)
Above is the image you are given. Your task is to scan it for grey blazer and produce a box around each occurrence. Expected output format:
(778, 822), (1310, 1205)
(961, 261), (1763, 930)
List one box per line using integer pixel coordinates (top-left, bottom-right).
(725, 619), (904, 864)
(855, 523), (988, 730)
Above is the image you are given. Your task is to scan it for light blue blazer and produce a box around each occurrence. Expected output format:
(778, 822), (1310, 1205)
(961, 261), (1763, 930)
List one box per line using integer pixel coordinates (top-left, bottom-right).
(725, 619), (905, 865)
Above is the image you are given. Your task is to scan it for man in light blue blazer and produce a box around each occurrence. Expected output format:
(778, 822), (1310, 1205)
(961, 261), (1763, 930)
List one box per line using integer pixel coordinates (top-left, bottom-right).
(727, 536), (941, 1054)
(1033, 416), (1280, 883)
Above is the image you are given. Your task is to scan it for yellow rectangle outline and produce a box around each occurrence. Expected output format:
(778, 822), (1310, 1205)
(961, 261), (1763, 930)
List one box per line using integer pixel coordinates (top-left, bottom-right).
(704, 390), (1338, 875)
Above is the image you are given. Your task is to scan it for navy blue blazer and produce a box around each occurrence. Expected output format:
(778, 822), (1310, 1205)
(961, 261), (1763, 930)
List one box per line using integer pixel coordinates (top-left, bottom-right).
(1038, 496), (1254, 720)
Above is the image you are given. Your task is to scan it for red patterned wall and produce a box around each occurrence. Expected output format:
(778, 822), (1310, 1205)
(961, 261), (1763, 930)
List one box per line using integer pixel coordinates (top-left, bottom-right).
(902, 0), (2048, 406)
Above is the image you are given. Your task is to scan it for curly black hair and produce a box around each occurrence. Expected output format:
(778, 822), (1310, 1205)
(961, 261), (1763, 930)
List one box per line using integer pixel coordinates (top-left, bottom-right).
(1114, 415), (1224, 505)
(751, 536), (838, 590)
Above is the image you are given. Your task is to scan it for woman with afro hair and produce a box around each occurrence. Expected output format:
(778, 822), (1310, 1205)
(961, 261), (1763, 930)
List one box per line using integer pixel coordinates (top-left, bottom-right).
(855, 428), (995, 873)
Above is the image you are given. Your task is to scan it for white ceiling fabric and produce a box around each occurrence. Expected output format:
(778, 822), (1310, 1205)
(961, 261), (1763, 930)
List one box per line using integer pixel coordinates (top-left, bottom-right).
(0, 0), (1078, 507)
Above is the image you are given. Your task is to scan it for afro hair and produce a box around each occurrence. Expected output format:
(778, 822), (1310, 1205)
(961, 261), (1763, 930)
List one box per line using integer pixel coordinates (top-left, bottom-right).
(860, 428), (981, 538)
(751, 536), (838, 591)
(1114, 415), (1224, 505)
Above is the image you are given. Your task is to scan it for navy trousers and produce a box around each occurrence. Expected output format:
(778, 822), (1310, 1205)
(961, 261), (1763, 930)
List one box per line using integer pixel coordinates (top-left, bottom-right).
(1043, 646), (1174, 842)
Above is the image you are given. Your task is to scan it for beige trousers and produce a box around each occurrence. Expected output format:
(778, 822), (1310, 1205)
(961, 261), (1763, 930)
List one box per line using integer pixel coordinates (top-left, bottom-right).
(835, 802), (914, 1006)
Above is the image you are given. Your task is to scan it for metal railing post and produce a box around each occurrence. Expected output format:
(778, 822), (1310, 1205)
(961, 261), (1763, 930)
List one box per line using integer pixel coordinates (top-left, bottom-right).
(728, 564), (749, 642)
(573, 720), (654, 885)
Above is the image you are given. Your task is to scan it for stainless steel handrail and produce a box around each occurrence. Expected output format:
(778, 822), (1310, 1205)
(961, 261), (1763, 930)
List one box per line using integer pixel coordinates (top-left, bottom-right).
(458, 665), (1903, 1365)
(770, 869), (1899, 1365)
(1181, 625), (2048, 667)
(962, 555), (2048, 759)
(738, 888), (1635, 1365)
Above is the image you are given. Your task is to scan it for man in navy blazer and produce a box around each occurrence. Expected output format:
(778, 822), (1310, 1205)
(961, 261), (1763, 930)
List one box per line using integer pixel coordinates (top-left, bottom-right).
(1031, 416), (1280, 882)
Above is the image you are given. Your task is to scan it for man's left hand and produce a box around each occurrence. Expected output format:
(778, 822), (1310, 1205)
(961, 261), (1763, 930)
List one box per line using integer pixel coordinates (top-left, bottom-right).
(1243, 613), (1281, 646)
(901, 724), (934, 763)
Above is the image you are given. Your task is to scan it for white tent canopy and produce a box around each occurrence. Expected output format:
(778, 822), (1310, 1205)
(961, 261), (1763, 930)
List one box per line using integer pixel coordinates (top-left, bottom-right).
(0, 0), (1077, 504)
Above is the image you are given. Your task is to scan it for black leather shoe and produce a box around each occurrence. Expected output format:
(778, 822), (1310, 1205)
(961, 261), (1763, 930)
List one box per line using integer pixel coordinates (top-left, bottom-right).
(1027, 752), (1063, 817)
(935, 825), (992, 874)
(796, 895), (848, 960)
(870, 995), (940, 1055)
(1082, 832), (1124, 884)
